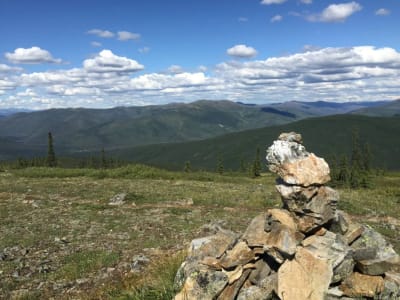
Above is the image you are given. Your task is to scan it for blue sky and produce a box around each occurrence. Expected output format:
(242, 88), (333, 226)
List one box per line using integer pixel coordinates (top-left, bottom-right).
(0, 0), (399, 109)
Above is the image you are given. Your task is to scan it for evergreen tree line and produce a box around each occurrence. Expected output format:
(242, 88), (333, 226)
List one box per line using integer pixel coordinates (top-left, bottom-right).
(8, 132), (125, 170)
(184, 147), (263, 178)
(329, 129), (375, 189)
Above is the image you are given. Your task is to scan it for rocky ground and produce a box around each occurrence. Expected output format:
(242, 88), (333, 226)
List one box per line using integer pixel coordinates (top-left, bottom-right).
(0, 167), (399, 299)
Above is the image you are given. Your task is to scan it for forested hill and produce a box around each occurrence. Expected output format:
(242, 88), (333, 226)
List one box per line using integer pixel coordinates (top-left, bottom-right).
(109, 114), (400, 171)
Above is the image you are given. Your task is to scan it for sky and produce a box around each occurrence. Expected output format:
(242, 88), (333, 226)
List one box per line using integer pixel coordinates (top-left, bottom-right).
(0, 0), (399, 109)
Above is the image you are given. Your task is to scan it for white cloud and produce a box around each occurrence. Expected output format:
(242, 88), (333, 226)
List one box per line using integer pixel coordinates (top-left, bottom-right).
(0, 64), (22, 73)
(5, 47), (63, 64)
(117, 31), (141, 41)
(87, 29), (115, 38)
(2, 46), (400, 109)
(261, 0), (287, 5)
(238, 17), (248, 22)
(198, 65), (208, 72)
(270, 15), (283, 23)
(300, 0), (312, 4)
(375, 8), (390, 16)
(91, 41), (102, 47)
(83, 50), (144, 73)
(227, 44), (258, 58)
(307, 2), (362, 22)
(167, 65), (184, 74)
(138, 47), (150, 54)
(17, 88), (37, 97)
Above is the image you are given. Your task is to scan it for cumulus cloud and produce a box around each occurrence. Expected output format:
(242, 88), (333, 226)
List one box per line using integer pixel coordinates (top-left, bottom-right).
(375, 8), (390, 16)
(307, 2), (362, 22)
(117, 31), (141, 41)
(2, 46), (400, 109)
(270, 15), (283, 23)
(0, 64), (22, 73)
(83, 50), (144, 73)
(227, 44), (258, 58)
(261, 0), (287, 5)
(5, 47), (63, 64)
(87, 29), (115, 38)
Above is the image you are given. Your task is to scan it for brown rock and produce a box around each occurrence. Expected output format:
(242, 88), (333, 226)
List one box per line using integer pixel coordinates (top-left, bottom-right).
(242, 214), (269, 247)
(267, 208), (297, 231)
(217, 269), (251, 300)
(340, 272), (384, 298)
(277, 153), (331, 186)
(277, 247), (332, 300)
(265, 223), (298, 261)
(220, 241), (255, 269)
(278, 132), (303, 143)
(343, 222), (364, 245)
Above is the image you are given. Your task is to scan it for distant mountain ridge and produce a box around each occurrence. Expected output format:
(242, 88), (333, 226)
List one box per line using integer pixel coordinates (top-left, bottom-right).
(0, 99), (396, 160)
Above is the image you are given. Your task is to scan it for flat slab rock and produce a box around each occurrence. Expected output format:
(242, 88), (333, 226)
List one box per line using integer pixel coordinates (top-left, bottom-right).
(278, 247), (332, 300)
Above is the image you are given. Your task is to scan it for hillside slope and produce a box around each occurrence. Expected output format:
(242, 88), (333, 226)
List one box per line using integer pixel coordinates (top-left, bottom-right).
(110, 114), (400, 170)
(351, 99), (400, 117)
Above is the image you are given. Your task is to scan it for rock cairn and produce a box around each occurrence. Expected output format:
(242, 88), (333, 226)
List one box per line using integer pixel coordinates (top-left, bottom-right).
(174, 132), (400, 300)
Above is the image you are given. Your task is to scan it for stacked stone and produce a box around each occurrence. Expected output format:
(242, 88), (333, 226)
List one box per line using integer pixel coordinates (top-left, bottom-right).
(174, 132), (400, 300)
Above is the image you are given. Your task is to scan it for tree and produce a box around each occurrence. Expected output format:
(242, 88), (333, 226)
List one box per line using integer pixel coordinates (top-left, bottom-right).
(350, 128), (363, 171)
(216, 155), (224, 175)
(337, 155), (349, 185)
(101, 148), (107, 169)
(184, 161), (192, 173)
(252, 147), (262, 177)
(362, 142), (372, 172)
(46, 132), (57, 167)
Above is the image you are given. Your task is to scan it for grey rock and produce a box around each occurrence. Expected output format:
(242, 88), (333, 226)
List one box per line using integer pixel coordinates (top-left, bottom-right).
(332, 254), (355, 284)
(131, 254), (150, 272)
(302, 231), (353, 283)
(175, 268), (228, 300)
(330, 210), (350, 235)
(351, 226), (400, 275)
(277, 185), (338, 233)
(249, 258), (271, 285)
(352, 247), (377, 261)
(108, 193), (127, 205)
(266, 136), (308, 169)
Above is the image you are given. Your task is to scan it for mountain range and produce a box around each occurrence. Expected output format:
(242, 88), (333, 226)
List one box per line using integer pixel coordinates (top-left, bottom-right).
(0, 99), (399, 167)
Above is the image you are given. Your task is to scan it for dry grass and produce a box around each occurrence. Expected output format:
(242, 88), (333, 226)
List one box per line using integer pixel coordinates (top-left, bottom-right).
(0, 167), (399, 299)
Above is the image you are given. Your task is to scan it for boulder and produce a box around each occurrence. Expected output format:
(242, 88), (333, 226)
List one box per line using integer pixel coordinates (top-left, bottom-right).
(242, 214), (269, 247)
(277, 247), (332, 300)
(351, 226), (400, 275)
(340, 272), (384, 298)
(174, 268), (228, 300)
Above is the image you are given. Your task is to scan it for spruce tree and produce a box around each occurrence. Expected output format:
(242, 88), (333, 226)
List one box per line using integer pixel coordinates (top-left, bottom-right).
(362, 142), (372, 172)
(252, 147), (262, 177)
(101, 148), (107, 169)
(216, 155), (224, 175)
(337, 155), (349, 185)
(46, 132), (57, 167)
(184, 161), (192, 173)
